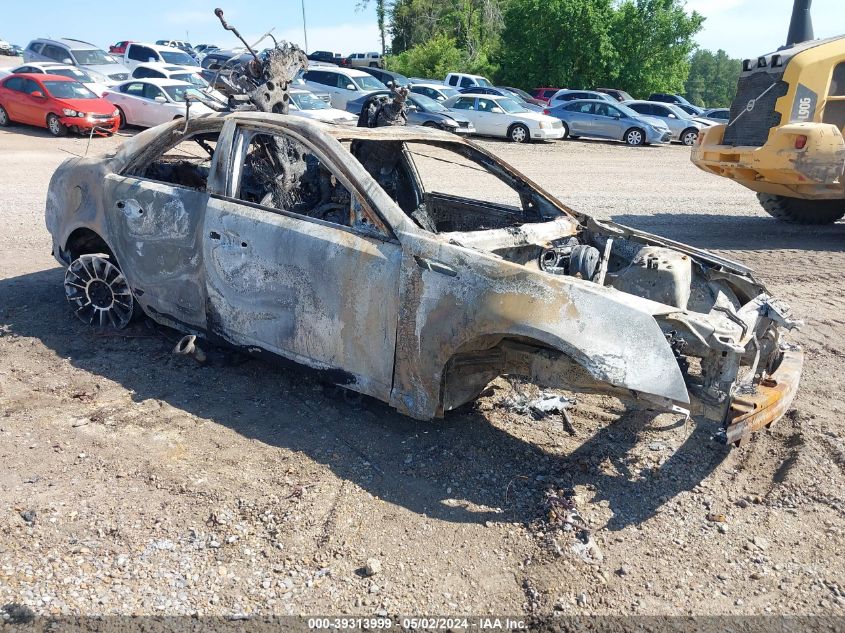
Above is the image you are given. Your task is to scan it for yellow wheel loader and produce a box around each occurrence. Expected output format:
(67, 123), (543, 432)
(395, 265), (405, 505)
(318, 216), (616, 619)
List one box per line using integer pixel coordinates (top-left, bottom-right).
(692, 0), (845, 224)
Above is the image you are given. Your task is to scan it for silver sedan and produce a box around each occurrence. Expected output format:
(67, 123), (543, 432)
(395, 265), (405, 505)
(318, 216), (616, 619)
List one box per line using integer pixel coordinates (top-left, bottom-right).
(622, 100), (706, 145)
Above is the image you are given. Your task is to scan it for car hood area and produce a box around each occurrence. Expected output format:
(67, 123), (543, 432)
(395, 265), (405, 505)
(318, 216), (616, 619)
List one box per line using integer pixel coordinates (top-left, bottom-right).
(56, 97), (117, 115)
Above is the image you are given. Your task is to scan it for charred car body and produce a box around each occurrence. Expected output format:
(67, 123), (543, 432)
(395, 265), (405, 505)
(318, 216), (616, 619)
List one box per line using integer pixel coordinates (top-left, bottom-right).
(46, 109), (803, 445)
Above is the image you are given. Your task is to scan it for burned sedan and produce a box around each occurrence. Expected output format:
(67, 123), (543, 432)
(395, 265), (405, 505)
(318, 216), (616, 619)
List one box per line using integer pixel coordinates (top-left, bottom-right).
(46, 112), (802, 445)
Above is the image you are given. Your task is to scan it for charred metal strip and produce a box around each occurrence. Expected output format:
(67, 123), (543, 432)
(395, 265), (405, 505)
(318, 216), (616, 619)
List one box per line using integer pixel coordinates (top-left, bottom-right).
(720, 347), (803, 445)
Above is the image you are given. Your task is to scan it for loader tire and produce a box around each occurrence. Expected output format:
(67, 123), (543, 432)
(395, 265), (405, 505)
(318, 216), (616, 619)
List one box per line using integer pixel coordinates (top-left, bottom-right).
(757, 193), (845, 225)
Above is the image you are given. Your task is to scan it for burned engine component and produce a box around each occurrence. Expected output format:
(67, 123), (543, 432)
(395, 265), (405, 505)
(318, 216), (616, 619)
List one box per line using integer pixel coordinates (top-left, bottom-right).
(357, 85), (410, 129)
(538, 239), (599, 280)
(213, 7), (307, 115)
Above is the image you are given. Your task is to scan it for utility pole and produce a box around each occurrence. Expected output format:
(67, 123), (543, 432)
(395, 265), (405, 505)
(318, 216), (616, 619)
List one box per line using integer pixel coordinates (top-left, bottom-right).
(301, 0), (309, 52)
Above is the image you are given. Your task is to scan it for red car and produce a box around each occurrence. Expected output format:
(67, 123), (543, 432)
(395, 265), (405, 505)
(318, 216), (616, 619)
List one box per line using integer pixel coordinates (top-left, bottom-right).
(0, 74), (120, 137)
(532, 87), (564, 104)
(109, 40), (134, 55)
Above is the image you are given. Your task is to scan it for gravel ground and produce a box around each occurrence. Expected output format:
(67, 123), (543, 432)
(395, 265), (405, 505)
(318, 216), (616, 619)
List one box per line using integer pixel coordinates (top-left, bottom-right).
(1, 57), (845, 621)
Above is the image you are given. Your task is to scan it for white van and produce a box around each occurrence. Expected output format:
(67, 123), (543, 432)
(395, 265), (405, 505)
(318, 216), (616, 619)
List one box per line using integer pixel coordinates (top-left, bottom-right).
(444, 73), (493, 90)
(124, 43), (199, 70)
(302, 67), (386, 109)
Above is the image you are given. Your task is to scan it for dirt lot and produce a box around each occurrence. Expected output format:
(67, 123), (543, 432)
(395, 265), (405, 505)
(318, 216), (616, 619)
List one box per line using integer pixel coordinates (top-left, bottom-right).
(1, 68), (845, 620)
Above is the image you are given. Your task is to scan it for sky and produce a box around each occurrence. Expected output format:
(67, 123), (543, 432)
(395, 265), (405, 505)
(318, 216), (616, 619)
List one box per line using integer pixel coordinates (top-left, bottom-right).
(1, 0), (843, 61)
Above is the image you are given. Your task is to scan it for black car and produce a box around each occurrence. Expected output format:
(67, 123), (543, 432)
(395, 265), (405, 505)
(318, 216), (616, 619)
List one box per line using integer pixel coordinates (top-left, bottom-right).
(345, 90), (475, 134)
(359, 67), (409, 87)
(307, 50), (339, 65)
(648, 93), (692, 106)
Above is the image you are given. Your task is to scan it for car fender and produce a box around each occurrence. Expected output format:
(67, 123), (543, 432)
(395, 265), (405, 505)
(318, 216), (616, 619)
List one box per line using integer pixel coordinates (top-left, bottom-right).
(390, 233), (689, 419)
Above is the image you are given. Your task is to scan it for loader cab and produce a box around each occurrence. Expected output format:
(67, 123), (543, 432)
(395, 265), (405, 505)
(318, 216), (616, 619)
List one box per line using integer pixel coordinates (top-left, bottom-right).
(724, 36), (845, 147)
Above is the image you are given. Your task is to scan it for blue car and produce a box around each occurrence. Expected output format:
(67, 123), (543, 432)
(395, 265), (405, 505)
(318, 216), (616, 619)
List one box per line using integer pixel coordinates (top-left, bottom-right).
(547, 99), (671, 146)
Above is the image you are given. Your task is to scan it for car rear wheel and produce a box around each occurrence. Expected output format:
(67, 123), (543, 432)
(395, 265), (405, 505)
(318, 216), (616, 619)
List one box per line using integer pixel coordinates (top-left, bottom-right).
(64, 254), (134, 329)
(681, 127), (699, 146)
(508, 123), (529, 143)
(0, 105), (10, 127)
(757, 194), (845, 225)
(624, 127), (645, 146)
(47, 113), (67, 137)
(116, 106), (127, 130)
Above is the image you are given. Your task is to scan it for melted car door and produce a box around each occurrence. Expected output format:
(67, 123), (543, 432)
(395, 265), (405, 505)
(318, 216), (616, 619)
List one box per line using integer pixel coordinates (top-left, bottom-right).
(100, 130), (221, 330)
(202, 125), (402, 400)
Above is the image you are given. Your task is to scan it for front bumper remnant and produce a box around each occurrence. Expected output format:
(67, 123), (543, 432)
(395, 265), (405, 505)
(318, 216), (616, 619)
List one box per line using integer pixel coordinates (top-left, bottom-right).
(719, 347), (804, 445)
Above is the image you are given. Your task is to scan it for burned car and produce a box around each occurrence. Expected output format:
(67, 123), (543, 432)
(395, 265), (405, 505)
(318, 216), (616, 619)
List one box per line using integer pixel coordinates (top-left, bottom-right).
(46, 112), (803, 445)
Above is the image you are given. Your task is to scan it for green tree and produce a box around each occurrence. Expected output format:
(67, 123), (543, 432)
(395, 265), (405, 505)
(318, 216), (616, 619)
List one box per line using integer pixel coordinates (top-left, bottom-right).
(497, 0), (616, 91)
(385, 33), (467, 78)
(685, 49), (741, 107)
(358, 0), (393, 55)
(609, 0), (704, 97)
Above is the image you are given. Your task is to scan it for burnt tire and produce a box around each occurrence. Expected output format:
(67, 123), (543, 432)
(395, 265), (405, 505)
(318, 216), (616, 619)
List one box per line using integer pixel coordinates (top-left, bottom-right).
(757, 193), (845, 225)
(47, 113), (67, 137)
(624, 127), (645, 146)
(64, 254), (134, 329)
(681, 127), (699, 146)
(508, 123), (530, 143)
(0, 104), (9, 127)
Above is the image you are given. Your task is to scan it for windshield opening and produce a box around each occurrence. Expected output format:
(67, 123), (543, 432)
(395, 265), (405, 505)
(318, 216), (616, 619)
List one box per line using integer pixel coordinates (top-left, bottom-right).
(352, 74), (386, 91)
(411, 93), (446, 112)
(161, 51), (196, 65)
(71, 49), (114, 66)
(291, 92), (330, 110)
(475, 77), (492, 87)
(497, 98), (528, 113)
(173, 72), (209, 89)
(163, 85), (204, 102)
(44, 80), (98, 99)
(51, 68), (94, 82)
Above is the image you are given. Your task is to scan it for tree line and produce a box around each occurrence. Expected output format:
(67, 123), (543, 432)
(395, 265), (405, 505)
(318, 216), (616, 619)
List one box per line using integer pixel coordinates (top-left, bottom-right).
(360, 0), (742, 107)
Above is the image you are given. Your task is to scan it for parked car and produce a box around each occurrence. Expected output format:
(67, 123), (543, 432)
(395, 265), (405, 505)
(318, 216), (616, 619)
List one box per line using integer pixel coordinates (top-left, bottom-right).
(307, 51), (340, 65)
(0, 74), (119, 136)
(346, 52), (383, 68)
(548, 89), (615, 106)
(359, 67), (409, 87)
(11, 45), (24, 57)
(103, 79), (215, 128)
(23, 38), (131, 86)
(156, 40), (197, 58)
(288, 89), (357, 124)
(0, 39), (14, 56)
(460, 86), (543, 111)
(443, 93), (564, 142)
(648, 93), (692, 106)
(0, 63), (109, 98)
(131, 63), (226, 103)
(622, 100), (706, 145)
(44, 113), (802, 446)
(409, 82), (460, 102)
(703, 107), (730, 122)
(498, 86), (546, 107)
(302, 67), (386, 109)
(444, 73), (492, 89)
(109, 41), (134, 55)
(124, 43), (199, 70)
(193, 44), (219, 60)
(594, 88), (633, 102)
(533, 87), (563, 103)
(547, 99), (671, 146)
(345, 91), (475, 135)
(200, 50), (250, 92)
(674, 103), (705, 117)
